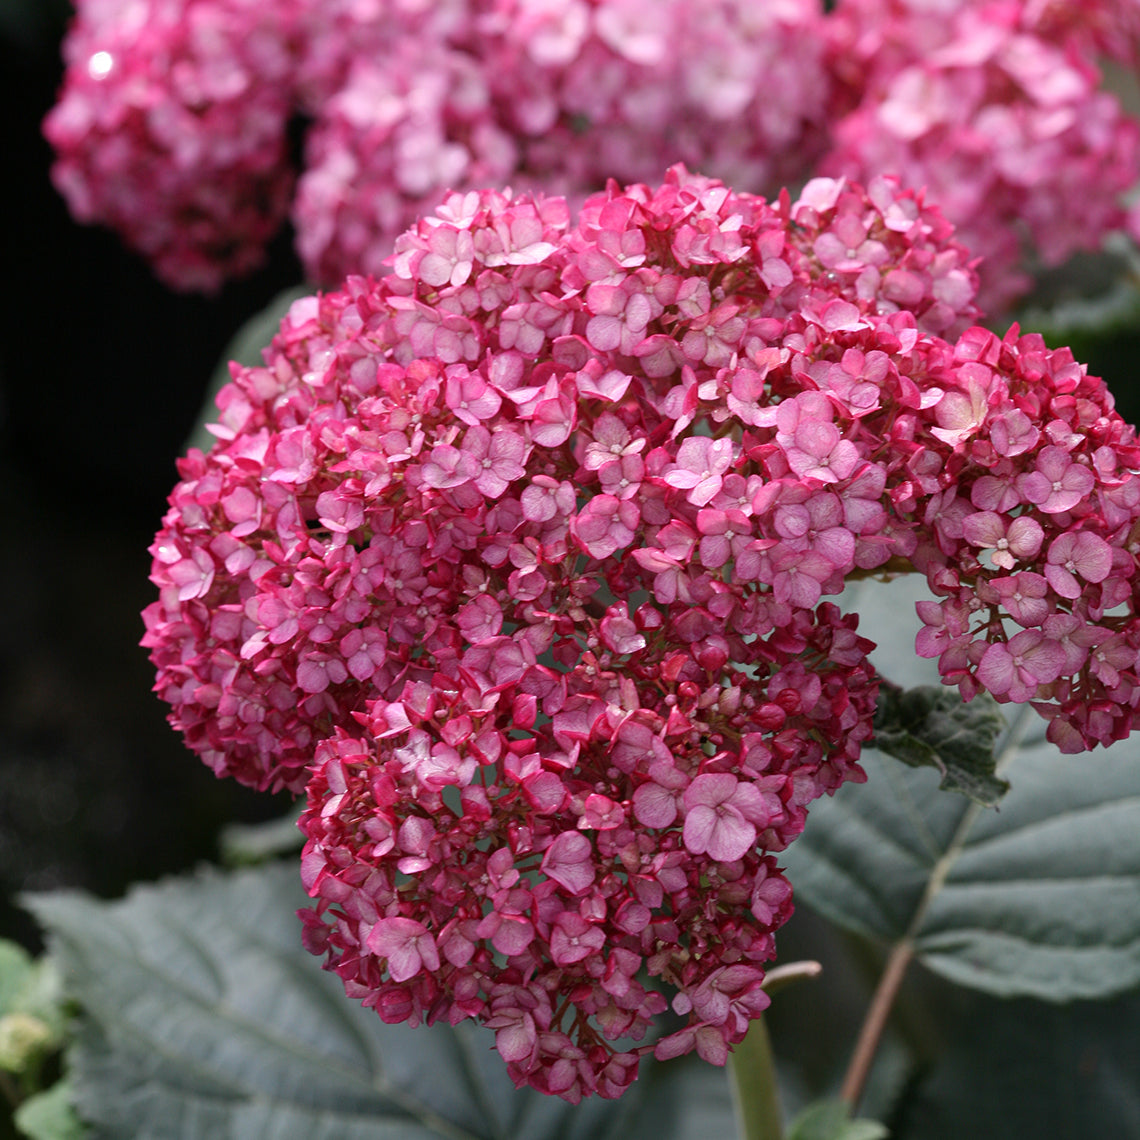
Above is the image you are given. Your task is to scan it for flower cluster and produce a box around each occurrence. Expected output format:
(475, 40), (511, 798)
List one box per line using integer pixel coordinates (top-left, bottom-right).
(294, 0), (832, 286)
(47, 0), (827, 291)
(909, 323), (1140, 750)
(145, 167), (1140, 1098)
(1019, 0), (1140, 66)
(824, 0), (1140, 311)
(47, 0), (1140, 306)
(44, 0), (300, 291)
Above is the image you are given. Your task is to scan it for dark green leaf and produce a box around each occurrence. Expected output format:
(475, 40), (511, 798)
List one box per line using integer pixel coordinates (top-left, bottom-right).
(782, 715), (1140, 1000)
(873, 684), (1008, 807)
(1014, 236), (1140, 345)
(763, 887), (1140, 1140)
(891, 982), (1140, 1140)
(23, 863), (733, 1140)
(806, 575), (1140, 999)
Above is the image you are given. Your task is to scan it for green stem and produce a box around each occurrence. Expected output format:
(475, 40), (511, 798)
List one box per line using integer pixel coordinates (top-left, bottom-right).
(839, 937), (914, 1109)
(728, 1015), (784, 1140)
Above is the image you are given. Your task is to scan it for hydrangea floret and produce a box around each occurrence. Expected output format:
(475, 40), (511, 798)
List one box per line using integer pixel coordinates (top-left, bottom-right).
(144, 166), (1140, 1100)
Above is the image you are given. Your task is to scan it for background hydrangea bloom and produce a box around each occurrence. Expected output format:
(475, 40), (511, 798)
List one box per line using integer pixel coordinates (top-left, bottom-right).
(46, 0), (831, 291)
(823, 0), (1140, 311)
(50, 0), (1140, 307)
(145, 167), (1140, 1099)
(43, 0), (300, 291)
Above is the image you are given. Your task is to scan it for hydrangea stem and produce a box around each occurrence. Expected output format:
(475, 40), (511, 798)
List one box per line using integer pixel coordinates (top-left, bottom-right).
(0, 1068), (19, 1109)
(839, 938), (915, 1109)
(728, 1015), (784, 1140)
(841, 704), (1034, 1109)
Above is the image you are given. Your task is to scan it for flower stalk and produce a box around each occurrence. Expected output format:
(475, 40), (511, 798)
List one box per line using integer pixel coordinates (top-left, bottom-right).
(839, 938), (915, 1110)
(728, 1015), (784, 1140)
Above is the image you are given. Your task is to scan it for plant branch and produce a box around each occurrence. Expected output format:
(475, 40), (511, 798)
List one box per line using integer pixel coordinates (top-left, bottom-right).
(839, 704), (1034, 1110)
(0, 1067), (21, 1109)
(839, 937), (914, 1109)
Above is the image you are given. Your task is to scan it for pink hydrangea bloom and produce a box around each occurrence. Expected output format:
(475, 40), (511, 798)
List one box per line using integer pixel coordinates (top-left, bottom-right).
(47, 0), (831, 288)
(823, 0), (1140, 311)
(44, 0), (300, 291)
(47, 0), (1140, 302)
(293, 0), (833, 283)
(143, 167), (981, 793)
(1020, 0), (1140, 66)
(146, 167), (1140, 1099)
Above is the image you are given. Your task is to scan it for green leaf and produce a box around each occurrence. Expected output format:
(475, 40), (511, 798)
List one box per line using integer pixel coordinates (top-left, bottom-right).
(787, 1100), (888, 1140)
(872, 683), (1009, 807)
(1013, 235), (1140, 345)
(218, 806), (304, 867)
(23, 863), (734, 1140)
(0, 938), (66, 1040)
(805, 573), (1140, 999)
(0, 939), (35, 1012)
(14, 1079), (87, 1140)
(185, 285), (311, 454)
(891, 982), (1140, 1139)
(781, 714), (1140, 1001)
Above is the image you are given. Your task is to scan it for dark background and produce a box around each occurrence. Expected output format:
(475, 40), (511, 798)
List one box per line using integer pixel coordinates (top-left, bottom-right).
(0, 1), (300, 951)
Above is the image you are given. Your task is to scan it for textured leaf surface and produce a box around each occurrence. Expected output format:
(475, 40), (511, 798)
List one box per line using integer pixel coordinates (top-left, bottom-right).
(893, 983), (1140, 1139)
(802, 575), (1140, 998)
(872, 684), (1008, 806)
(783, 708), (1140, 1000)
(24, 864), (734, 1140)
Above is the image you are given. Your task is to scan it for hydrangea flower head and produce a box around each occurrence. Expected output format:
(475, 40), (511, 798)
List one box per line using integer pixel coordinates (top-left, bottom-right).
(143, 166), (981, 791)
(47, 0), (1140, 308)
(145, 166), (1140, 1098)
(44, 0), (300, 291)
(292, 0), (834, 284)
(46, 0), (832, 289)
